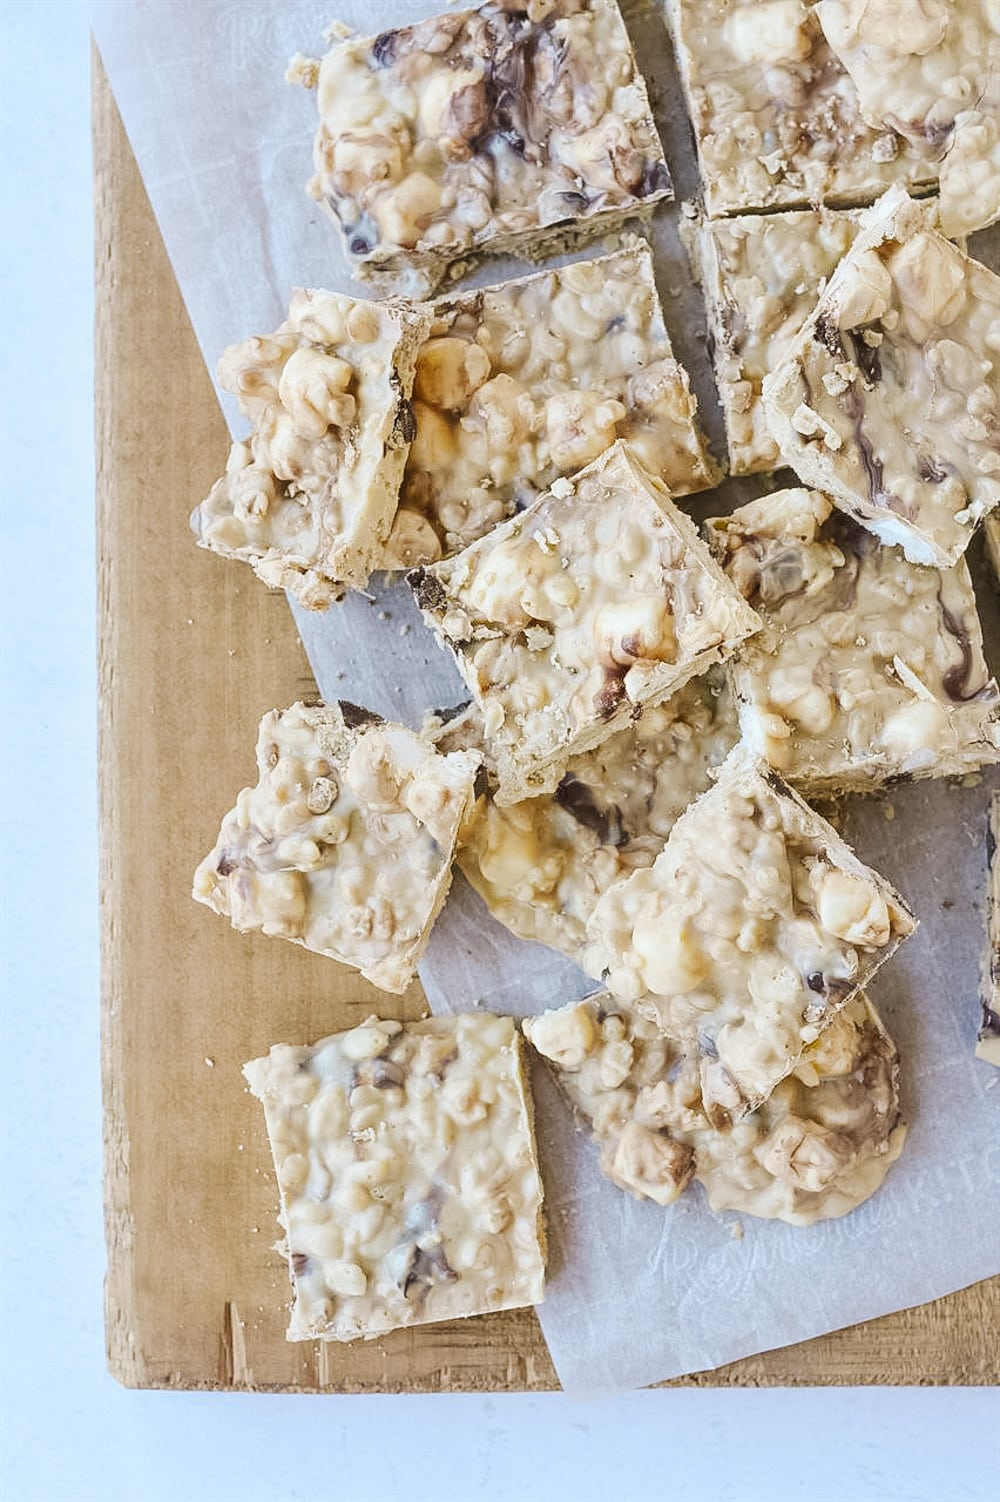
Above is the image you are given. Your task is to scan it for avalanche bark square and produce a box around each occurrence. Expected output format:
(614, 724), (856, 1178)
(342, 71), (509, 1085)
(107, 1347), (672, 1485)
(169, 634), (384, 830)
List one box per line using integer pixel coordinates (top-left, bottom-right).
(244, 1013), (546, 1341)
(409, 441), (760, 805)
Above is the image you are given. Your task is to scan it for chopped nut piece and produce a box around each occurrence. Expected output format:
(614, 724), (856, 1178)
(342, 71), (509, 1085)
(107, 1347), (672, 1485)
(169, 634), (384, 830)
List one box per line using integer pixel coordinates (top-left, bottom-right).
(663, 0), (938, 218)
(584, 748), (916, 1115)
(979, 792), (1000, 1066)
(298, 0), (672, 296)
(193, 701), (480, 993)
(432, 671), (737, 960)
(525, 1001), (598, 1071)
(610, 1121), (695, 1206)
(245, 1013), (546, 1340)
(707, 487), (1000, 793)
(763, 186), (1000, 567)
(382, 240), (717, 566)
(410, 442), (760, 806)
(191, 291), (429, 607)
(525, 989), (905, 1223)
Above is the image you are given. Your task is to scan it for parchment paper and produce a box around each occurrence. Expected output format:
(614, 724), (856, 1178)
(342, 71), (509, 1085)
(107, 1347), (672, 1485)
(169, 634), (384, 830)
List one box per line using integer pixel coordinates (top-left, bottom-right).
(93, 0), (1000, 1392)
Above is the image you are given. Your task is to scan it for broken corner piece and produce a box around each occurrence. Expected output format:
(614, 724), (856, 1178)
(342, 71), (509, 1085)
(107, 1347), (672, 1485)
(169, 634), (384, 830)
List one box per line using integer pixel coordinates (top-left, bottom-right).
(243, 1012), (546, 1341)
(193, 700), (481, 994)
(524, 989), (905, 1225)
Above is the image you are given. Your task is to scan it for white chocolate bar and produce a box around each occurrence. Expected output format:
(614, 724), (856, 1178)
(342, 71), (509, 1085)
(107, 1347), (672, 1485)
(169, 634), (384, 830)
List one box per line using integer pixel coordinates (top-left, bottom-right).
(294, 0), (672, 297)
(443, 671), (737, 960)
(525, 990), (905, 1223)
(698, 208), (863, 475)
(191, 291), (429, 608)
(663, 0), (939, 218)
(707, 487), (1000, 793)
(763, 186), (1000, 568)
(244, 1013), (546, 1341)
(193, 701), (481, 994)
(583, 747), (916, 1118)
(816, 0), (1000, 237)
(383, 240), (718, 568)
(409, 441), (761, 806)
(979, 792), (1000, 1066)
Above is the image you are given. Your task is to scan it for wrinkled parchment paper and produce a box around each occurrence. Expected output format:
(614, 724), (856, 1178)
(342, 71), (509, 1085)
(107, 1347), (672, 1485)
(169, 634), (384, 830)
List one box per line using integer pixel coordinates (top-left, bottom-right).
(93, 0), (1000, 1392)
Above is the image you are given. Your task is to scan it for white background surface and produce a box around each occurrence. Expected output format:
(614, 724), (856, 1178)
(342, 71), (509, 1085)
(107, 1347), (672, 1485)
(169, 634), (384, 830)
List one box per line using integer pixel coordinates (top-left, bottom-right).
(2, 2), (998, 1498)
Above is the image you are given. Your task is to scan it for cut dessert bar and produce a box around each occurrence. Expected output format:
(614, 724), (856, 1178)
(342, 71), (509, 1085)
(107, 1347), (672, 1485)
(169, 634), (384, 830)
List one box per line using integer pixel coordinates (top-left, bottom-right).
(192, 701), (481, 994)
(409, 441), (761, 806)
(979, 792), (1000, 1066)
(437, 671), (737, 960)
(698, 208), (863, 475)
(191, 291), (429, 608)
(816, 0), (999, 237)
(525, 990), (905, 1223)
(583, 747), (916, 1118)
(244, 1013), (546, 1342)
(706, 487), (1000, 793)
(663, 0), (938, 218)
(763, 186), (1000, 568)
(383, 240), (717, 568)
(293, 0), (672, 297)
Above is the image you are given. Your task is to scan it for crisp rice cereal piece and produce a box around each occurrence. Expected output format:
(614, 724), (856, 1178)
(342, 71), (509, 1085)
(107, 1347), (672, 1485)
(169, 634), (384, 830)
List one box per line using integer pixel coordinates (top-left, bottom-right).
(979, 792), (1000, 1066)
(296, 0), (672, 297)
(409, 441), (761, 806)
(663, 0), (939, 218)
(583, 746), (916, 1118)
(446, 671), (737, 960)
(706, 487), (1000, 793)
(244, 1012), (546, 1341)
(191, 291), (430, 607)
(525, 989), (905, 1223)
(697, 208), (864, 475)
(762, 185), (1000, 568)
(816, 0), (1000, 236)
(382, 239), (718, 567)
(193, 701), (481, 994)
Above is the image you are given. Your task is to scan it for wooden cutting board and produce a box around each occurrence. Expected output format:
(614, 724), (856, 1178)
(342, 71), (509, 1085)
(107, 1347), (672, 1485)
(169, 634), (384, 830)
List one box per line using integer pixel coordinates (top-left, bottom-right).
(94, 50), (999, 1392)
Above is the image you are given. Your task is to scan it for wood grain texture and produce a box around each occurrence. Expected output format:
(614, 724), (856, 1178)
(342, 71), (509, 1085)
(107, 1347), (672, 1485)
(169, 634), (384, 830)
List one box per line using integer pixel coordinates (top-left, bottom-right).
(95, 50), (999, 1393)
